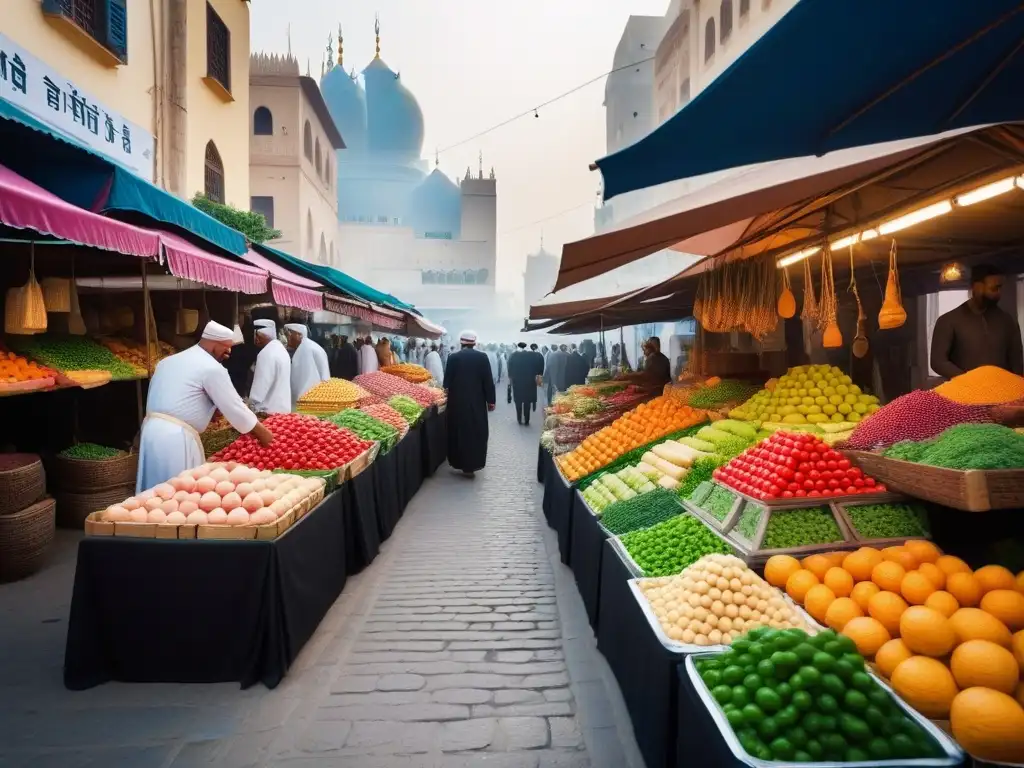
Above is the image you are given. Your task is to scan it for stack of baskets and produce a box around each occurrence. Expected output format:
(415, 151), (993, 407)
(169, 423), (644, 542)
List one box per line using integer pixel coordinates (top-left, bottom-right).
(48, 449), (137, 530)
(0, 454), (54, 582)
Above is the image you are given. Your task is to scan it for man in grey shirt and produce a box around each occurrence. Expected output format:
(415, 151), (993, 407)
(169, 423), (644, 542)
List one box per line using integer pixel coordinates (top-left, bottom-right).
(930, 264), (1024, 380)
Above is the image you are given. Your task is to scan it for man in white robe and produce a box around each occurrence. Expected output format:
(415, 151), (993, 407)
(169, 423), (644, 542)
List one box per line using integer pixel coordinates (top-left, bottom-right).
(285, 323), (330, 407)
(249, 321), (292, 414)
(424, 342), (444, 383)
(485, 344), (499, 385)
(359, 335), (379, 374)
(135, 321), (273, 492)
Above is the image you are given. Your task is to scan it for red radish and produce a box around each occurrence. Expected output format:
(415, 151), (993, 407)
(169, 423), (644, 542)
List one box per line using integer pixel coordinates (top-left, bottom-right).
(147, 509), (167, 523)
(226, 508), (250, 526)
(207, 508), (228, 524)
(214, 480), (235, 497)
(199, 492), (222, 512)
(196, 476), (217, 493)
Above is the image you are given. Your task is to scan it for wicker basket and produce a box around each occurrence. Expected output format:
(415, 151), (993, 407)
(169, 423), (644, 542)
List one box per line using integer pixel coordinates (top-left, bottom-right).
(49, 451), (138, 492)
(54, 483), (135, 529)
(41, 277), (71, 313)
(0, 454), (45, 516)
(0, 497), (55, 582)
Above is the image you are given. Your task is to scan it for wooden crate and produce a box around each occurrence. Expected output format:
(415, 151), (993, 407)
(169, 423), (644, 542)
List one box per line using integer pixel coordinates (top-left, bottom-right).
(844, 450), (1024, 512)
(343, 444), (378, 482)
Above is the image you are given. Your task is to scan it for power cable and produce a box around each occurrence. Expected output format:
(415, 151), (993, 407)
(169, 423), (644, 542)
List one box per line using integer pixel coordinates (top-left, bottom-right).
(499, 199), (596, 235)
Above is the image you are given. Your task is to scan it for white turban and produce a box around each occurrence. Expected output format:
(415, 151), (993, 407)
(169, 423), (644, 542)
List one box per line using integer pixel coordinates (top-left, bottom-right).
(284, 323), (308, 339)
(459, 330), (478, 345)
(253, 319), (275, 330)
(201, 320), (234, 342)
(256, 322), (276, 340)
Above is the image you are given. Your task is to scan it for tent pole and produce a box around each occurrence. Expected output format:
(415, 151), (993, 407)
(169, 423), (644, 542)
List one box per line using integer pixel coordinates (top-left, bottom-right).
(141, 260), (152, 376)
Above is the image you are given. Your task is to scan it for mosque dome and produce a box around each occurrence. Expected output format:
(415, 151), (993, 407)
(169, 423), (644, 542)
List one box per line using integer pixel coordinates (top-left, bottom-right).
(362, 57), (424, 160)
(407, 168), (462, 237)
(320, 65), (368, 154)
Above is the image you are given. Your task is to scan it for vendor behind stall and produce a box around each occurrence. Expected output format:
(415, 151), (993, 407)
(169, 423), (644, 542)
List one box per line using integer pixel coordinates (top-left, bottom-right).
(249, 320), (291, 414)
(625, 336), (672, 387)
(286, 323), (330, 407)
(136, 321), (274, 492)
(930, 265), (1024, 379)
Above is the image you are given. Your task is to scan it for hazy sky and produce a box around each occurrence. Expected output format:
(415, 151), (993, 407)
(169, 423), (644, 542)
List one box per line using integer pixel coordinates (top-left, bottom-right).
(250, 0), (669, 300)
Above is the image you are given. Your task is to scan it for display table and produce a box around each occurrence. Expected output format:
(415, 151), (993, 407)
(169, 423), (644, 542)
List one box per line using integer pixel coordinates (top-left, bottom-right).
(372, 446), (402, 542)
(543, 460), (574, 565)
(596, 538), (681, 768)
(421, 406), (447, 477)
(343, 466), (380, 574)
(569, 491), (608, 630)
(64, 491), (347, 690)
(395, 423), (424, 511)
(537, 444), (547, 485)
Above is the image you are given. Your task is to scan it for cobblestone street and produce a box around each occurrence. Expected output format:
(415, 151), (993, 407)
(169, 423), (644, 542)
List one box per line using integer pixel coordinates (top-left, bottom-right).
(0, 402), (644, 768)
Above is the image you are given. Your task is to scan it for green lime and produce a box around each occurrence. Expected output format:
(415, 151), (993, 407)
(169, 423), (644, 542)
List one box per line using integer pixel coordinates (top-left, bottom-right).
(820, 673), (845, 699)
(822, 640), (845, 657)
(792, 749), (812, 762)
(863, 705), (885, 730)
(804, 739), (823, 760)
(817, 693), (839, 714)
(890, 733), (915, 758)
(738, 733), (761, 755)
(735, 653), (756, 669)
(801, 712), (823, 732)
(775, 682), (792, 703)
(916, 734), (941, 758)
(737, 726), (759, 744)
(833, 658), (856, 682)
(819, 715), (837, 733)
(725, 708), (745, 730)
(840, 714), (870, 743)
(741, 703), (765, 725)
(833, 634), (858, 654)
(812, 651), (836, 673)
(881, 715), (904, 737)
(821, 732), (846, 757)
(850, 671), (873, 692)
(731, 686), (750, 708)
(757, 716), (779, 740)
(773, 632), (799, 650)
(754, 688), (782, 713)
(747, 626), (769, 641)
(770, 650), (799, 674)
(797, 665), (822, 687)
(702, 669), (722, 688)
(703, 659), (722, 672)
(793, 642), (817, 664)
(787, 725), (808, 748)
(844, 689), (869, 713)
(747, 642), (768, 661)
(788, 671), (806, 690)
(867, 687), (891, 709)
(743, 673), (763, 691)
(754, 745), (773, 761)
(843, 653), (867, 672)
(768, 737), (794, 760)
(721, 665), (745, 686)
(776, 705), (799, 727)
(791, 690), (813, 711)
(756, 659), (776, 680)
(731, 639), (751, 654)
(845, 746), (868, 761)
(811, 629), (838, 647)
(712, 685), (732, 705)
(868, 737), (892, 760)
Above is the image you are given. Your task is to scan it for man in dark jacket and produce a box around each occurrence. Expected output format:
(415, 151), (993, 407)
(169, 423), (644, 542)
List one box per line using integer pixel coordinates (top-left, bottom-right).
(507, 342), (544, 425)
(565, 344), (589, 388)
(335, 335), (359, 380)
(443, 330), (496, 477)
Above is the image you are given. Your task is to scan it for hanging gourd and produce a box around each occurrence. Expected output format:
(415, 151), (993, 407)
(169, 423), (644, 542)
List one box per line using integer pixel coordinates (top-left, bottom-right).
(818, 248), (843, 348)
(777, 266), (796, 318)
(800, 255), (819, 321)
(879, 238), (907, 330)
(848, 246), (869, 358)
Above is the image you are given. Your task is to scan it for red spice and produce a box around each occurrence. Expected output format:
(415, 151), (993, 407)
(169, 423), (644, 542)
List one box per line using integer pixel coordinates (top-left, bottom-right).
(844, 390), (991, 450)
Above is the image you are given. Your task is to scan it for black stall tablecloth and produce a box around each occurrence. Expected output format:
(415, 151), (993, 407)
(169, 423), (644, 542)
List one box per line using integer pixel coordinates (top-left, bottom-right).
(373, 446), (402, 541)
(421, 407), (447, 477)
(543, 462), (574, 565)
(537, 444), (547, 484)
(64, 491), (347, 691)
(596, 538), (681, 768)
(395, 424), (424, 511)
(342, 466), (381, 574)
(570, 491), (609, 630)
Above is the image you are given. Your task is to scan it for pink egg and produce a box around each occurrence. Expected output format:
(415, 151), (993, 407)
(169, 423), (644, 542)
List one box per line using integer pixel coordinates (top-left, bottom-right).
(128, 508), (149, 523)
(220, 491), (242, 511)
(169, 477), (185, 492)
(185, 509), (209, 525)
(178, 500), (199, 515)
(242, 492), (264, 513)
(103, 506), (131, 522)
(191, 467), (208, 480)
(207, 508), (228, 524)
(144, 497), (164, 512)
(159, 499), (179, 513)
(172, 490), (190, 503)
(177, 475), (197, 493)
(214, 480), (235, 497)
(209, 467), (230, 483)
(250, 509), (276, 526)
(165, 511), (187, 524)
(258, 489), (277, 507)
(234, 482), (254, 498)
(121, 497), (141, 511)
(152, 483), (175, 500)
(187, 492), (202, 503)
(226, 508), (250, 526)
(228, 466), (253, 485)
(137, 489), (155, 503)
(146, 508), (167, 523)
(199, 491), (222, 512)
(196, 476), (217, 493)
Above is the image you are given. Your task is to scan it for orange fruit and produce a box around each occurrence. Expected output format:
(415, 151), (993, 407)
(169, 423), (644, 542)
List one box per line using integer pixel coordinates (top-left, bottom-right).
(900, 570), (937, 605)
(868, 590), (909, 636)
(786, 569), (819, 603)
(949, 607), (1013, 648)
(850, 581), (880, 612)
(924, 590), (960, 618)
(1016, 571), (1024, 594)
(891, 656), (959, 718)
(950, 688), (1024, 764)
(947, 572), (983, 607)
(823, 551), (848, 568)
(1014, 630), (1024, 673)
(881, 546), (919, 571)
(903, 539), (941, 564)
(802, 554), (833, 581)
(900, 605), (956, 657)
(843, 548), (882, 583)
(824, 597), (863, 631)
(981, 589), (1024, 631)
(841, 616), (891, 657)
(823, 567), (854, 598)
(803, 584), (836, 623)
(917, 562), (946, 590)
(950, 639), (1020, 694)
(875, 638), (914, 679)
(1017, 681), (1024, 708)
(976, 565), (1018, 594)
(936, 554), (972, 576)
(871, 560), (906, 593)
(764, 555), (802, 588)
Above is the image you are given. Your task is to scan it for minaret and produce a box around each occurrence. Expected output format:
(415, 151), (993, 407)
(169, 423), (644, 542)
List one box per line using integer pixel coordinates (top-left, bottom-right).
(478, 151), (483, 180)
(324, 32), (334, 73)
(374, 14), (381, 60)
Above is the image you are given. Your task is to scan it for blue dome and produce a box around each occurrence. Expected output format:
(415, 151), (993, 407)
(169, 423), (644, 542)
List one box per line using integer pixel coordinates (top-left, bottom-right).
(320, 66), (367, 153)
(362, 58), (424, 160)
(407, 168), (462, 237)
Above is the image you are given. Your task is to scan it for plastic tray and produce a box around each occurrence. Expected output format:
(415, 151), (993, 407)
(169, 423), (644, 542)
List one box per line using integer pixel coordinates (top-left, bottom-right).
(683, 486), (744, 533)
(610, 511), (739, 578)
(726, 502), (859, 566)
(833, 498), (933, 549)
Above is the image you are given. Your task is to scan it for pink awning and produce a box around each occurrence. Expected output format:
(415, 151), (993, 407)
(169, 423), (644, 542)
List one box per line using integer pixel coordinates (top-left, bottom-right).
(0, 163), (160, 258)
(159, 231), (267, 294)
(239, 249), (322, 288)
(238, 249), (324, 311)
(324, 294), (405, 329)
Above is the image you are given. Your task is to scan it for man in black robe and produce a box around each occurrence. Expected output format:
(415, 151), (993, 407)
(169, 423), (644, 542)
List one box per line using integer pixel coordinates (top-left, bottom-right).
(443, 330), (496, 477)
(335, 335), (360, 381)
(507, 342), (541, 425)
(529, 344), (544, 413)
(566, 344), (589, 388)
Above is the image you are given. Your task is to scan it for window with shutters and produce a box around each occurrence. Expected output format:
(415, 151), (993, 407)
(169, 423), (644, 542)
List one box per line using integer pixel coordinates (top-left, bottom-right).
(42, 0), (128, 64)
(206, 3), (231, 93)
(704, 19), (716, 62)
(204, 141), (225, 204)
(250, 196), (274, 228)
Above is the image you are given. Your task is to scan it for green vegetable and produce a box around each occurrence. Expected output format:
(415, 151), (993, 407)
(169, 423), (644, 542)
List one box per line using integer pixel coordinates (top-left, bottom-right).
(577, 422), (709, 490)
(714, 419), (758, 440)
(601, 488), (683, 535)
(677, 457), (725, 501)
(702, 485), (738, 522)
(327, 409), (400, 453)
(845, 502), (930, 540)
(762, 507), (843, 550)
(388, 395), (424, 423)
(884, 423), (1024, 470)
(10, 335), (138, 379)
(687, 381), (760, 409)
(735, 501), (764, 542)
(58, 442), (125, 460)
(620, 512), (733, 576)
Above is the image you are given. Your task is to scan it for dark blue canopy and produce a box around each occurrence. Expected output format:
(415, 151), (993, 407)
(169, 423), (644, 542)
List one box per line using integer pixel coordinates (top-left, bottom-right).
(597, 0), (1024, 199)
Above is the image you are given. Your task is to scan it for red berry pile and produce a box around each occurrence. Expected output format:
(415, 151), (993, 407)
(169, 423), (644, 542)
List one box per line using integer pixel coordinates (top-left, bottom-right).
(211, 413), (371, 471)
(713, 431), (885, 501)
(843, 389), (991, 450)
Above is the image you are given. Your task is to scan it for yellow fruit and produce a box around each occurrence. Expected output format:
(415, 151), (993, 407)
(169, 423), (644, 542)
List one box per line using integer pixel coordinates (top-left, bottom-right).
(976, 565), (1018, 594)
(803, 584), (836, 623)
(949, 607), (1013, 648)
(850, 581), (880, 613)
(950, 688), (1024, 764)
(842, 616), (891, 657)
(801, 554), (833, 581)
(924, 590), (960, 618)
(917, 562), (946, 590)
(982, 589), (1024, 631)
(1014, 630), (1024, 673)
(946, 572), (983, 607)
(891, 656), (959, 718)
(823, 567), (854, 598)
(875, 638), (914, 679)
(764, 555), (802, 588)
(950, 640), (1020, 694)
(871, 560), (906, 592)
(868, 590), (909, 636)
(936, 554), (973, 576)
(900, 570), (937, 605)
(882, 546), (919, 571)
(903, 539), (941, 564)
(900, 606), (956, 657)
(786, 569), (820, 603)
(843, 548), (882, 583)
(825, 597), (863, 631)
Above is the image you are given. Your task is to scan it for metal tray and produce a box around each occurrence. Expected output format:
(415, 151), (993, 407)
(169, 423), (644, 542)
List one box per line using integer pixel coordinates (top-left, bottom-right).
(682, 488), (744, 533)
(833, 498), (933, 549)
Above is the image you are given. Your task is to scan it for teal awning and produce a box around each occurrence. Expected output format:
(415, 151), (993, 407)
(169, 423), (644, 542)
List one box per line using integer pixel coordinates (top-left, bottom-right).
(0, 99), (247, 256)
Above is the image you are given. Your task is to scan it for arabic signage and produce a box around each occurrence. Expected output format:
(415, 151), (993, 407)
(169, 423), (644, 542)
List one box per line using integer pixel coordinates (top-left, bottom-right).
(0, 33), (155, 180)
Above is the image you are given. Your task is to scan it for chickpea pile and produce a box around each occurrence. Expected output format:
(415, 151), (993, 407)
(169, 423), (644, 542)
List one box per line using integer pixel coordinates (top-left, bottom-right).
(639, 554), (810, 646)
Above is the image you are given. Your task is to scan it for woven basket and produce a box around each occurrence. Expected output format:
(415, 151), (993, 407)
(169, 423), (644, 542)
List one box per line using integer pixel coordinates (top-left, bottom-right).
(49, 451), (138, 492)
(0, 454), (45, 516)
(54, 483), (135, 529)
(41, 277), (71, 313)
(0, 497), (55, 582)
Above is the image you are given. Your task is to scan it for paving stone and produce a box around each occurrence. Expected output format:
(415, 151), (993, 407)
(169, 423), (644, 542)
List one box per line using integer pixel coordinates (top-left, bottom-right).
(295, 720), (353, 753)
(432, 688), (493, 705)
(543, 688), (573, 703)
(424, 673), (524, 691)
(377, 673), (427, 691)
(317, 703), (470, 722)
(521, 672), (570, 688)
(494, 651), (535, 663)
(474, 703), (574, 718)
(440, 717), (498, 751)
(496, 717), (549, 750)
(331, 676), (379, 693)
(493, 689), (545, 706)
(345, 720), (440, 753)
(549, 717), (583, 749)
(328, 691), (432, 706)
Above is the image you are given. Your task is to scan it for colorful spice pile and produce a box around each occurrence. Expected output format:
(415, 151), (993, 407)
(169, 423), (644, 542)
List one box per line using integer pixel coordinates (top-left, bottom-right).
(356, 371), (438, 406)
(388, 395), (425, 423)
(11, 335), (138, 379)
(934, 365), (1024, 405)
(327, 409), (400, 453)
(843, 389), (991, 450)
(360, 403), (409, 437)
(380, 363), (432, 383)
(884, 423), (1024, 470)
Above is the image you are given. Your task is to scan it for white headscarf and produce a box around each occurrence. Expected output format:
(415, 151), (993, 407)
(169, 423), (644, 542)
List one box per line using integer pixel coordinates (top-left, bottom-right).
(256, 322), (277, 340)
(284, 323), (308, 339)
(201, 321), (234, 342)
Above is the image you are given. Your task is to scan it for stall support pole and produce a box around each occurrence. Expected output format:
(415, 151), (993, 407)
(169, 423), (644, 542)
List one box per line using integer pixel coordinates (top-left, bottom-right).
(141, 261), (152, 377)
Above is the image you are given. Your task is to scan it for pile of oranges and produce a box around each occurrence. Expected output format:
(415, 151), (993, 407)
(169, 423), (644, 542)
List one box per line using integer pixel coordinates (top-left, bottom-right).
(766, 545), (1024, 762)
(556, 397), (706, 481)
(0, 350), (54, 384)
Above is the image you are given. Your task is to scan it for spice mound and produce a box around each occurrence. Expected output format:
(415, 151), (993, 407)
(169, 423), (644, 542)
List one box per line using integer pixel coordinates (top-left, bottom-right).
(844, 389), (991, 450)
(935, 365), (1024, 405)
(884, 423), (1024, 470)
